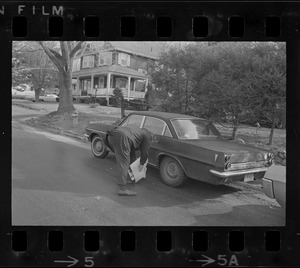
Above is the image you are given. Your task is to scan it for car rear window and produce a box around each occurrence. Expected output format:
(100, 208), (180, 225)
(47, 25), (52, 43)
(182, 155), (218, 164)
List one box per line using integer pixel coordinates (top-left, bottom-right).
(121, 114), (143, 127)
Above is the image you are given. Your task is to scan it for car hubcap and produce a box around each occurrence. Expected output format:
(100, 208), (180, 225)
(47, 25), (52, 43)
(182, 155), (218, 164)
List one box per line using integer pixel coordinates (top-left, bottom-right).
(95, 140), (103, 152)
(166, 161), (178, 178)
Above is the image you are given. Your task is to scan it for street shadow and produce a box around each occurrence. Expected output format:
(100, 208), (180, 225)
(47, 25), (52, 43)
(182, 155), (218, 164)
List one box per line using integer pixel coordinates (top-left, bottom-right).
(192, 204), (285, 226)
(12, 134), (242, 210)
(78, 154), (241, 208)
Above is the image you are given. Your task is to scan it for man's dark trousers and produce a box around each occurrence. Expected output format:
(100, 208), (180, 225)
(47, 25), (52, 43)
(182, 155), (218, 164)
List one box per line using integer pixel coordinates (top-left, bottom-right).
(106, 126), (151, 187)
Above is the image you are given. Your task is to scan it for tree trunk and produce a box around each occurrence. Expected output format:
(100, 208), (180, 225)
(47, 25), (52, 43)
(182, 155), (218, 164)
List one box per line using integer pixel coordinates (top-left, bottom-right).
(281, 112), (286, 129)
(185, 79), (189, 113)
(231, 117), (239, 140)
(268, 112), (276, 145)
(120, 96), (125, 118)
(57, 70), (75, 113)
(35, 87), (41, 101)
(232, 124), (238, 140)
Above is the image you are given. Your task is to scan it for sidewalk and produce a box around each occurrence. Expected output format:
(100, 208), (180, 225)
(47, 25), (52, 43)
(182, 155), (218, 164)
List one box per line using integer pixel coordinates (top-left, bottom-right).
(12, 99), (124, 117)
(12, 100), (126, 141)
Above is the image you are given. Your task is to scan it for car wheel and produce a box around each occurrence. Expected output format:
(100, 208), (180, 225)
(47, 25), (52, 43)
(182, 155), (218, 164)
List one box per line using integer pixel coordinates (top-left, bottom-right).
(160, 156), (187, 187)
(91, 135), (109, 158)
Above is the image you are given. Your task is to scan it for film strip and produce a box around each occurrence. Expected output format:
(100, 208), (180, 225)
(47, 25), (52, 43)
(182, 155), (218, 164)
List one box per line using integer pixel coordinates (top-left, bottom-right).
(1, 0), (300, 267)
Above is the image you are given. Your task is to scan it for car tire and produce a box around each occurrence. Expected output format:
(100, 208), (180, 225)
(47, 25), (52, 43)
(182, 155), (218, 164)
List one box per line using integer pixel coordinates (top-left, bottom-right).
(91, 135), (109, 158)
(160, 156), (187, 187)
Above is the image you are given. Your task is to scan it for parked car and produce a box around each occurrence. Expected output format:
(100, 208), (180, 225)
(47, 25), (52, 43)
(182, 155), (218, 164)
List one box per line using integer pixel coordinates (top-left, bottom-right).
(84, 111), (275, 187)
(33, 93), (59, 102)
(55, 95), (77, 102)
(12, 87), (35, 100)
(262, 165), (286, 209)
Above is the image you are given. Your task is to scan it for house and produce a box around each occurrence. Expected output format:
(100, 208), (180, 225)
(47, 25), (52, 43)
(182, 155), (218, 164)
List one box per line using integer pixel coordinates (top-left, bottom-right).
(71, 41), (163, 105)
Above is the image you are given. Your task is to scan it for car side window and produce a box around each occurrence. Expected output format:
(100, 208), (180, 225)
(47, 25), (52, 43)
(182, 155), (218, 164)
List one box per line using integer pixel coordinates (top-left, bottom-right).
(121, 114), (143, 127)
(143, 117), (166, 135)
(164, 126), (172, 137)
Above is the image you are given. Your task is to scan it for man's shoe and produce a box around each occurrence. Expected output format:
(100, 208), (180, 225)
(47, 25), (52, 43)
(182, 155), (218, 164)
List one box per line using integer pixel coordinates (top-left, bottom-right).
(126, 178), (134, 184)
(118, 189), (137, 196)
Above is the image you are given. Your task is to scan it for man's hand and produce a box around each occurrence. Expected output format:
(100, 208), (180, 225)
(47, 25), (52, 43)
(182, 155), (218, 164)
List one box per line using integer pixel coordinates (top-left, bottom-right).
(138, 164), (143, 172)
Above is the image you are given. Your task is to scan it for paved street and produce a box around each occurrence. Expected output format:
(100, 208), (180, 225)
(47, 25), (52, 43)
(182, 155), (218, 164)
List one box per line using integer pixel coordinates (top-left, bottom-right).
(12, 105), (285, 226)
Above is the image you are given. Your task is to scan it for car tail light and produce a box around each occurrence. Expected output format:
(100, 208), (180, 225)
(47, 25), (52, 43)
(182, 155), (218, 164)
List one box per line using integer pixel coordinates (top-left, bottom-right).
(267, 153), (275, 166)
(224, 155), (231, 170)
(225, 162), (231, 170)
(225, 154), (231, 163)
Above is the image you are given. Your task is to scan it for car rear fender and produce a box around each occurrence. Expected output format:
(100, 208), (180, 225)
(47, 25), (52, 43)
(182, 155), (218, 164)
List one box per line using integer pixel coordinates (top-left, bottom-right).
(157, 153), (187, 175)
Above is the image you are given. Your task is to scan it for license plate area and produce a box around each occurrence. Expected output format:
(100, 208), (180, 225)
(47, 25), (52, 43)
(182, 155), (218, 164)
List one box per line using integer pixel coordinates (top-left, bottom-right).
(244, 173), (254, 182)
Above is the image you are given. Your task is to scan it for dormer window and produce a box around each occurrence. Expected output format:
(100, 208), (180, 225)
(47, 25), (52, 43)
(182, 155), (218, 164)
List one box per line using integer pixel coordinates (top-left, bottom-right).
(86, 42), (92, 49)
(82, 55), (95, 68)
(99, 52), (112, 66)
(118, 53), (130, 67)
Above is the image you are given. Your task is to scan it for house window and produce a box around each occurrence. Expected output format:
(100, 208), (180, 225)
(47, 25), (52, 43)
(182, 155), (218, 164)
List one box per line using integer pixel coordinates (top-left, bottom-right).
(94, 76), (106, 88)
(135, 80), (146, 92)
(99, 52), (112, 66)
(115, 77), (127, 88)
(118, 53), (130, 67)
(72, 59), (81, 72)
(80, 78), (91, 91)
(82, 55), (95, 68)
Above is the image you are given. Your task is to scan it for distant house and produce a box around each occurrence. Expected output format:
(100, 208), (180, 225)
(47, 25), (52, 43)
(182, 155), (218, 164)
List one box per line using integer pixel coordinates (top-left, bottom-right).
(71, 41), (163, 104)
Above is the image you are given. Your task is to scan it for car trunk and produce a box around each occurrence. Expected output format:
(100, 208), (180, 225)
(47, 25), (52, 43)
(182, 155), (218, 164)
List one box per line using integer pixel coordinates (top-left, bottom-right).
(185, 139), (268, 163)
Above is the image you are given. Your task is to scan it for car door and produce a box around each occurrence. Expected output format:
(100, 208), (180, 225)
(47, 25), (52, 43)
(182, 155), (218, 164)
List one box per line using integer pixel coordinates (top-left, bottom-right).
(141, 116), (172, 167)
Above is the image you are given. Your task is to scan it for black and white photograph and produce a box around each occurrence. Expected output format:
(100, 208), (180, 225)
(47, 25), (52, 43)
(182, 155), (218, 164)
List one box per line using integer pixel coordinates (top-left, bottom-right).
(12, 41), (286, 226)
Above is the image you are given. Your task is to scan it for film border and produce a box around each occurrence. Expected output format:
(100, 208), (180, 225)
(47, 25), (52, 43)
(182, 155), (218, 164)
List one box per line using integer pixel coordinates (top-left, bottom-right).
(1, 0), (300, 267)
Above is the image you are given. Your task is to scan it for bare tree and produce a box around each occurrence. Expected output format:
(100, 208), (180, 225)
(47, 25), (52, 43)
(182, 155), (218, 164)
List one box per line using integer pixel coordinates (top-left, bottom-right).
(13, 41), (59, 101)
(38, 41), (86, 113)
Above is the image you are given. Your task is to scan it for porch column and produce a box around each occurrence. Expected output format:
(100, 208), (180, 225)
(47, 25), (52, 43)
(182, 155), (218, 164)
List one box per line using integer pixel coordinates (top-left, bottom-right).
(91, 75), (94, 94)
(106, 73), (111, 105)
(133, 79), (136, 92)
(77, 77), (81, 96)
(127, 76), (131, 99)
(76, 77), (80, 90)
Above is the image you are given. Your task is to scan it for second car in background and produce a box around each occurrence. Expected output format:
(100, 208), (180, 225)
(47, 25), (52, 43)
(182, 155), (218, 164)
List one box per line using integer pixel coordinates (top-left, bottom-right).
(34, 93), (59, 102)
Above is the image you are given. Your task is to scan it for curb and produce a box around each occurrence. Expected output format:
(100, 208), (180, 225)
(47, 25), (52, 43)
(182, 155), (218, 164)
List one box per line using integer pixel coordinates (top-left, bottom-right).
(12, 101), (45, 111)
(15, 115), (87, 142)
(63, 130), (88, 141)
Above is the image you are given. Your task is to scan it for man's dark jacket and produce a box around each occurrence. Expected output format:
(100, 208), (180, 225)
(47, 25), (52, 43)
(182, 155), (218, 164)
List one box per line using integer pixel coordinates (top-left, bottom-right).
(105, 126), (151, 165)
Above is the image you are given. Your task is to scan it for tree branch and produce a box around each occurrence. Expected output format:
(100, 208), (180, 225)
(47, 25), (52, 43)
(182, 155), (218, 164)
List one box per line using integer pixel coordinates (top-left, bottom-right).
(70, 41), (86, 59)
(37, 41), (63, 71)
(48, 48), (63, 62)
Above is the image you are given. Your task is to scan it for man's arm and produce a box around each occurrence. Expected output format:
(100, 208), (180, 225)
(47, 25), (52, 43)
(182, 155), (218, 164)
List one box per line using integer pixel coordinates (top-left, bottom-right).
(139, 133), (151, 165)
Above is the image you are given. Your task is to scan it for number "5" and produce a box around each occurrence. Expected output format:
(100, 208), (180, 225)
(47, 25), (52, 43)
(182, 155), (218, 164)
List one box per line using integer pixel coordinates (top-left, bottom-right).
(85, 257), (94, 267)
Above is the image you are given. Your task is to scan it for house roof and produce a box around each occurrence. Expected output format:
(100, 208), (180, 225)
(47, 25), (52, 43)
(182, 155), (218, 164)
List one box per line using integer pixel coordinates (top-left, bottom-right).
(108, 42), (164, 59)
(78, 42), (165, 60)
(72, 64), (147, 78)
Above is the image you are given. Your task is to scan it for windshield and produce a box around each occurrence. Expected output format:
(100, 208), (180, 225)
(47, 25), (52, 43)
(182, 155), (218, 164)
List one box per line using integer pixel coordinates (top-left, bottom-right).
(171, 119), (221, 139)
